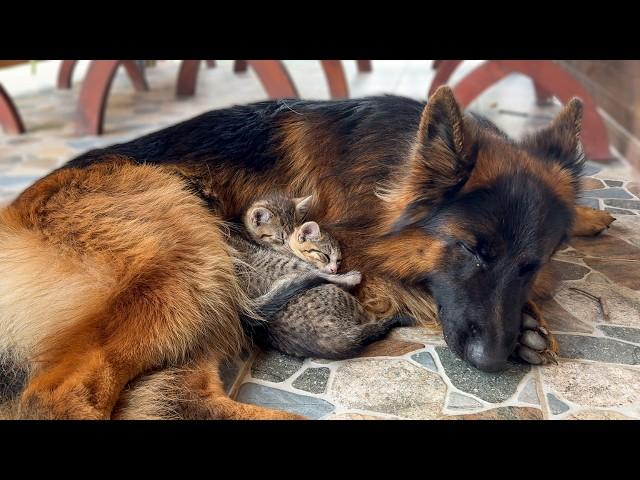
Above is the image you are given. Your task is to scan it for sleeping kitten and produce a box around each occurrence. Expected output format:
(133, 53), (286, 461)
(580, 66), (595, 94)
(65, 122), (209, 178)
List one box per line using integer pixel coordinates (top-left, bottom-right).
(233, 194), (403, 359)
(244, 193), (341, 273)
(243, 193), (311, 254)
(289, 221), (342, 273)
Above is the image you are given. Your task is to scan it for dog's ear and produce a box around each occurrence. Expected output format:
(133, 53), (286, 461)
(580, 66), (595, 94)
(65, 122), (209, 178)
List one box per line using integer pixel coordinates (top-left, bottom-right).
(250, 207), (272, 227)
(297, 221), (321, 242)
(413, 85), (477, 195)
(293, 195), (313, 218)
(379, 86), (477, 233)
(522, 98), (585, 177)
(417, 85), (467, 161)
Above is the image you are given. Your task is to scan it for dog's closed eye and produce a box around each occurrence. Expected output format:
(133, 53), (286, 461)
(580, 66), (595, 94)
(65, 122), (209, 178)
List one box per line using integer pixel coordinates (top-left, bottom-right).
(518, 261), (539, 277)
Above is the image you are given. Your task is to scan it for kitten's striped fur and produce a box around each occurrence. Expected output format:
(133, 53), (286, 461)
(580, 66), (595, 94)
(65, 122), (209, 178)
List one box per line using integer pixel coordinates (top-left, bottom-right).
(236, 195), (402, 359)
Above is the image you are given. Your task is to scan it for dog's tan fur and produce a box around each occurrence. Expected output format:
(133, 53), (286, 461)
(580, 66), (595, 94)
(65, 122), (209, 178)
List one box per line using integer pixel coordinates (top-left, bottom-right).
(0, 159), (299, 419)
(0, 88), (615, 419)
(112, 353), (303, 420)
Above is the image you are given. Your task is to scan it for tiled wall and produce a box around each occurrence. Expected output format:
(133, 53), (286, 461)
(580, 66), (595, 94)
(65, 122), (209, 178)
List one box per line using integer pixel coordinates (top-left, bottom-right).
(560, 60), (640, 170)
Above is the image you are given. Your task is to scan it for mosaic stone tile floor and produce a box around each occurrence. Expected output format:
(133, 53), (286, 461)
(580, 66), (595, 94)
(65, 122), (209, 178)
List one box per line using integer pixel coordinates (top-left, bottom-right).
(1, 60), (639, 420)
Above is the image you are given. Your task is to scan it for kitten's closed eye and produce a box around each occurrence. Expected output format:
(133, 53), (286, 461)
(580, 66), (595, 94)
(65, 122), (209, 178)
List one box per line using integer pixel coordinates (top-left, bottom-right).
(306, 249), (330, 264)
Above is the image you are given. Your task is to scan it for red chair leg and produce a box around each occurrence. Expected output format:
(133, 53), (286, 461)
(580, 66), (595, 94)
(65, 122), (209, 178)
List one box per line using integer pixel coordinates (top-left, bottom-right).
(57, 60), (78, 89)
(451, 60), (611, 161)
(61, 60), (147, 92)
(0, 84), (25, 134)
(430, 61), (556, 106)
(75, 60), (123, 135)
(122, 61), (149, 92)
(176, 60), (201, 97)
(320, 60), (349, 99)
(206, 60), (217, 69)
(356, 60), (372, 72)
(246, 61), (298, 99)
(234, 60), (249, 73)
(75, 60), (151, 135)
(427, 60), (463, 97)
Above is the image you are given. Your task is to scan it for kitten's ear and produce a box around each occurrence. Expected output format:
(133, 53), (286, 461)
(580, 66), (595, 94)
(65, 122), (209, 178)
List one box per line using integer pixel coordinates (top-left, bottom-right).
(298, 221), (321, 242)
(250, 207), (272, 227)
(293, 195), (313, 217)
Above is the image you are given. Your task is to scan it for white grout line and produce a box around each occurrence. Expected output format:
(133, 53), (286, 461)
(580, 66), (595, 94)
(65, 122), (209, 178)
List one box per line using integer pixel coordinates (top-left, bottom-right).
(239, 342), (640, 419)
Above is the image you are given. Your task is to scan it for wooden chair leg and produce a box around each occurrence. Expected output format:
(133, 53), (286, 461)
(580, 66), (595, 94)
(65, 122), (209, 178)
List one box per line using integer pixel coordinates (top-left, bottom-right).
(356, 60), (372, 72)
(177, 60), (297, 99)
(122, 61), (149, 92)
(246, 61), (298, 99)
(429, 61), (556, 107)
(60, 60), (147, 92)
(176, 60), (202, 97)
(75, 60), (123, 135)
(0, 83), (26, 134)
(75, 60), (150, 135)
(206, 60), (217, 69)
(57, 60), (78, 89)
(320, 60), (349, 99)
(427, 60), (463, 97)
(233, 60), (249, 73)
(451, 60), (612, 161)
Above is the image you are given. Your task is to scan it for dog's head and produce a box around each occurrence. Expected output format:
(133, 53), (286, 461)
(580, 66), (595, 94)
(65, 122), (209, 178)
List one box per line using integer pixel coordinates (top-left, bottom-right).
(374, 86), (584, 372)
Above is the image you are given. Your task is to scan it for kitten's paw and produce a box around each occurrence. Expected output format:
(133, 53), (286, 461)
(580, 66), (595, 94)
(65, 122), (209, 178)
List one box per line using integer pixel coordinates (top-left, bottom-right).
(321, 270), (362, 288)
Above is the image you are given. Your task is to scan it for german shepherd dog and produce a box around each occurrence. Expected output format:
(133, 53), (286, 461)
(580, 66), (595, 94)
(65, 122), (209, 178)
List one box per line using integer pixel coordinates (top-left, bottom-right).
(0, 86), (614, 419)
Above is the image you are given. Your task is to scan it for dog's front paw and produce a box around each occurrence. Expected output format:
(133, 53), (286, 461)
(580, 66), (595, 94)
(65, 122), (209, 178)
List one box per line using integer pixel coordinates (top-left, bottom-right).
(571, 206), (615, 237)
(515, 311), (559, 366)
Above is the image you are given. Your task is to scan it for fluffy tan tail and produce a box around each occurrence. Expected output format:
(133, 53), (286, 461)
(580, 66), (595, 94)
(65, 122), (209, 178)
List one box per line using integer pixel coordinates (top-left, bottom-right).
(113, 353), (305, 420)
(0, 208), (116, 366)
(0, 161), (252, 418)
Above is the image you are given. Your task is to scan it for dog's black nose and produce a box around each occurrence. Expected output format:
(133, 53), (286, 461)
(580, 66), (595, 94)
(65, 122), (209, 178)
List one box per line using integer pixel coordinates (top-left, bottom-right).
(465, 341), (508, 372)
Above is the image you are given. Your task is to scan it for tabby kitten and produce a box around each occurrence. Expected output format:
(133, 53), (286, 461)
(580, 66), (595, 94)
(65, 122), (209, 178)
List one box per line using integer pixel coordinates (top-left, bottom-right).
(289, 221), (342, 273)
(243, 193), (311, 254)
(244, 193), (341, 274)
(234, 194), (404, 359)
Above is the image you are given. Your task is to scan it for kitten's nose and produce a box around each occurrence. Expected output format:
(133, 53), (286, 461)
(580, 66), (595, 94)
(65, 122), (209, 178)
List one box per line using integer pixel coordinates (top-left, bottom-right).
(328, 266), (337, 273)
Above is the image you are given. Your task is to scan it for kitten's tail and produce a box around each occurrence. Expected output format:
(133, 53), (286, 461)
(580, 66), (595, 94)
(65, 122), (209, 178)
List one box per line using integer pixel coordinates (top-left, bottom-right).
(241, 273), (333, 336)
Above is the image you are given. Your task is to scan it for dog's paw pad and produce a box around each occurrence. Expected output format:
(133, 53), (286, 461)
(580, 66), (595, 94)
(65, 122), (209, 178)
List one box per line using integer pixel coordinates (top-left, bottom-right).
(516, 345), (544, 365)
(521, 313), (538, 330)
(517, 313), (558, 366)
(520, 330), (547, 351)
